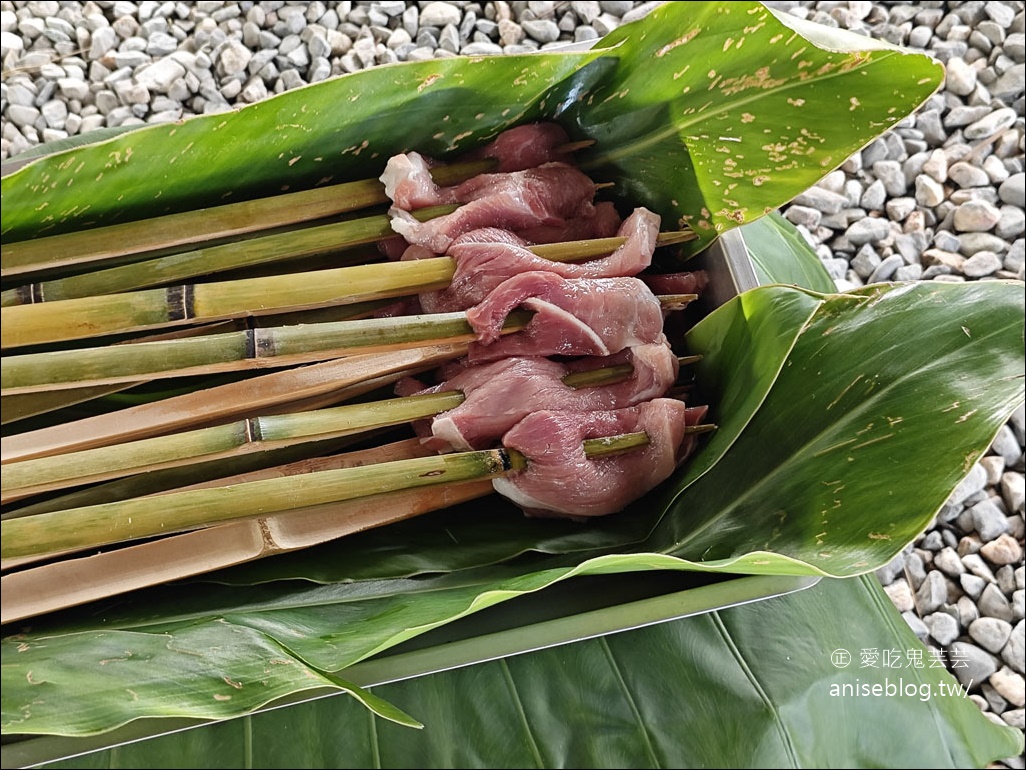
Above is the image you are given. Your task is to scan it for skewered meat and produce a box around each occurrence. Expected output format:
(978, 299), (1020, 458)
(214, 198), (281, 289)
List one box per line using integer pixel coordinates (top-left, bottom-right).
(387, 162), (602, 253)
(380, 122), (577, 210)
(465, 271), (666, 361)
(414, 207), (659, 313)
(468, 122), (576, 172)
(641, 270), (709, 297)
(493, 399), (707, 518)
(411, 342), (679, 451)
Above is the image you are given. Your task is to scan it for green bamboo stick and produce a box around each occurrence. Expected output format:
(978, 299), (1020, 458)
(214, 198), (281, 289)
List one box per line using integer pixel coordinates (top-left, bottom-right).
(0, 430), (661, 560)
(0, 444), (527, 559)
(1, 343), (468, 463)
(2, 355), (654, 501)
(0, 159), (496, 279)
(1, 392), (464, 503)
(2, 292), (697, 393)
(1, 310), (534, 394)
(0, 205), (457, 306)
(0, 231), (695, 349)
(0, 258), (457, 349)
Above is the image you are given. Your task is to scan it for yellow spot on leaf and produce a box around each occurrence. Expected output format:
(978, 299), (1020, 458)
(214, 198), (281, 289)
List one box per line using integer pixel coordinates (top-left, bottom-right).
(655, 28), (701, 57)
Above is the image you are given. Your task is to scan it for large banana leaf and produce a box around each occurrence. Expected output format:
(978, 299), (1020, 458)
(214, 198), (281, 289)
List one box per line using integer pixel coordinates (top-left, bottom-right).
(5, 0), (1024, 748)
(4, 278), (1022, 740)
(35, 576), (1024, 769)
(0, 2), (941, 258)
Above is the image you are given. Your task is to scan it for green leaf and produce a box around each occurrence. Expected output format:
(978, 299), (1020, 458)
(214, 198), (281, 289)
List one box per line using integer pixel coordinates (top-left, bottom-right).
(3, 0), (1011, 745)
(5, 280), (1021, 739)
(567, 3), (942, 254)
(34, 577), (1023, 769)
(0, 2), (942, 259)
(655, 280), (1026, 575)
(741, 210), (837, 292)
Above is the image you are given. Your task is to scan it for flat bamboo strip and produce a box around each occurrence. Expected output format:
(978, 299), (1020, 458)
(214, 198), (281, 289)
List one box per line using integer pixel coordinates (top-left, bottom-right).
(0, 231), (695, 349)
(0, 481), (494, 624)
(1, 384), (133, 424)
(0, 158), (496, 279)
(1, 205), (457, 306)
(1, 431), (655, 560)
(0, 343), (468, 463)
(0, 445), (527, 559)
(2, 309), (533, 394)
(1, 437), (434, 566)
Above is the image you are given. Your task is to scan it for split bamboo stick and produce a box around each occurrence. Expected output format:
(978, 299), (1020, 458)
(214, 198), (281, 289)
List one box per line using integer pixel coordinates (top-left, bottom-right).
(1, 343), (469, 463)
(3, 356), (663, 501)
(1, 430), (657, 560)
(0, 158), (496, 279)
(0, 231), (696, 349)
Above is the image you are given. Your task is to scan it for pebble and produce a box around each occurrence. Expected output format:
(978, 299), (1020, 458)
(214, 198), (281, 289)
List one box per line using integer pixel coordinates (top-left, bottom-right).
(970, 617), (1014, 654)
(964, 106), (1019, 140)
(954, 200), (1002, 232)
(926, 611), (961, 645)
(846, 217), (891, 246)
(884, 578), (915, 612)
(950, 641), (999, 689)
(916, 570), (949, 614)
(982, 533), (1025, 566)
(991, 667), (1026, 708)
(971, 499), (1011, 541)
(961, 572), (987, 600)
(1005, 621), (1025, 674)
(1000, 174), (1025, 206)
(980, 582), (1015, 622)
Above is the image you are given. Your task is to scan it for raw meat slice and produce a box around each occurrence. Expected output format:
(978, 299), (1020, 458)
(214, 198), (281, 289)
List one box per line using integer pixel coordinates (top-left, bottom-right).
(468, 122), (574, 172)
(641, 270), (710, 297)
(465, 271), (666, 361)
(415, 208), (658, 313)
(493, 399), (707, 518)
(379, 151), (459, 211)
(420, 342), (678, 451)
(388, 162), (600, 253)
(379, 123), (577, 211)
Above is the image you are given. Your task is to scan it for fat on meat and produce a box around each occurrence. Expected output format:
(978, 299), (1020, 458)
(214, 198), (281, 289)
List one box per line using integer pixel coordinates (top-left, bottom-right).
(388, 162), (601, 254)
(415, 207), (659, 313)
(493, 398), (708, 519)
(415, 342), (679, 451)
(465, 271), (666, 362)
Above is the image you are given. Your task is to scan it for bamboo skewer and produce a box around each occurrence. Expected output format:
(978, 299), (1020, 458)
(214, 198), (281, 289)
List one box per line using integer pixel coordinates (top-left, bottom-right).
(0, 440), (494, 623)
(1, 344), (470, 463)
(1, 139), (602, 281)
(0, 231), (697, 349)
(0, 158), (498, 279)
(3, 357), (675, 501)
(1, 429), (667, 561)
(0, 205), (458, 306)
(0, 310), (530, 394)
(1, 290), (698, 393)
